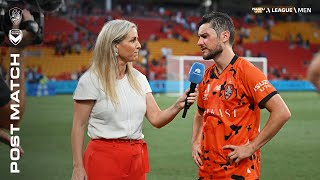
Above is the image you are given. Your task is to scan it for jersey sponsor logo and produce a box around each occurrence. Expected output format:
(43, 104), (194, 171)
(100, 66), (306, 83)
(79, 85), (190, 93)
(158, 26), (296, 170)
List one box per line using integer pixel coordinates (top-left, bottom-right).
(224, 84), (234, 100)
(204, 108), (237, 118)
(253, 80), (272, 92)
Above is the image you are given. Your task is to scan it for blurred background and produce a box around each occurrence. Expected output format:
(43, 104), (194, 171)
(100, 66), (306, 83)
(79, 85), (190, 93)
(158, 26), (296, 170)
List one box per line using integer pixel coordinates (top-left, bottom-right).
(0, 0), (320, 179)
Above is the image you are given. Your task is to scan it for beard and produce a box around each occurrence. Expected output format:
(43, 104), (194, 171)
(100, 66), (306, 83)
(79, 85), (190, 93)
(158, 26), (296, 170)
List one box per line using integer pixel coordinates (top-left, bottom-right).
(203, 44), (223, 60)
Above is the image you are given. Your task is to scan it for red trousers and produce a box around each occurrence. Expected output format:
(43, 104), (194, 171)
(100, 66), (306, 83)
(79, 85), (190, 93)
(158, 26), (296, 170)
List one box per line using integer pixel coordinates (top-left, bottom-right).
(83, 139), (150, 180)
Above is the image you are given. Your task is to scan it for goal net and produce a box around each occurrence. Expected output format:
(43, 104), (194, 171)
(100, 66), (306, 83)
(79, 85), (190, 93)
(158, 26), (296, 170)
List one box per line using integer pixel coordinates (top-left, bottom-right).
(166, 55), (267, 95)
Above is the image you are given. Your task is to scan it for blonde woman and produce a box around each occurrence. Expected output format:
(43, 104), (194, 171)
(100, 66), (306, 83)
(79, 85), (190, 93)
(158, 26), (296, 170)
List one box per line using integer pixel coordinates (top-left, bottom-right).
(71, 19), (197, 180)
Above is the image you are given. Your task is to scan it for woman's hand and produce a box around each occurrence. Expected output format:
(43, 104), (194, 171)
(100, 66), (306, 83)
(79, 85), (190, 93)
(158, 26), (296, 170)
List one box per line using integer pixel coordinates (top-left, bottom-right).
(175, 88), (198, 110)
(71, 166), (87, 180)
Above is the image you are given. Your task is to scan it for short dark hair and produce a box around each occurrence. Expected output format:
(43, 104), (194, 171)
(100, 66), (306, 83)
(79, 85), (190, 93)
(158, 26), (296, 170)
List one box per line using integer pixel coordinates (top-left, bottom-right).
(198, 12), (235, 45)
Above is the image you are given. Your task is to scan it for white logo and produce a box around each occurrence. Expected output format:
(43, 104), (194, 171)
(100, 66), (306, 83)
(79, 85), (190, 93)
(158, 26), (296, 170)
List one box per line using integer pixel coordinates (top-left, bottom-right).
(9, 7), (22, 26)
(9, 29), (23, 45)
(195, 68), (201, 74)
(252, 6), (312, 14)
(204, 108), (237, 118)
(253, 80), (271, 92)
(203, 84), (210, 100)
(251, 7), (265, 14)
(224, 84), (234, 100)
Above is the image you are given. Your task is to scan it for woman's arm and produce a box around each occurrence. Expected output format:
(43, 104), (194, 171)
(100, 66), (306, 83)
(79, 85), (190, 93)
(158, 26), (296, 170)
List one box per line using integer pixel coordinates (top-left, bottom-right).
(145, 89), (197, 128)
(71, 100), (94, 180)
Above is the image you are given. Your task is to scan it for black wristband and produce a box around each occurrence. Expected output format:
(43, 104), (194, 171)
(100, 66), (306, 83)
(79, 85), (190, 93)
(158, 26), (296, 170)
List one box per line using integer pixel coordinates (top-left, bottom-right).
(20, 20), (39, 35)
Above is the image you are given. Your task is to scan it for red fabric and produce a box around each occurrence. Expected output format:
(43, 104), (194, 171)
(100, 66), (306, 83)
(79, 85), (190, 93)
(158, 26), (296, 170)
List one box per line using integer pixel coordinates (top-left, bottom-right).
(83, 139), (149, 180)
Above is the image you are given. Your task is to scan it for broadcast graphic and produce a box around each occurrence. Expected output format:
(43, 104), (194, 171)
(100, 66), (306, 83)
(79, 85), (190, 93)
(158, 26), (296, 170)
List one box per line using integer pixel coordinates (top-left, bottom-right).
(0, 0), (319, 180)
(252, 6), (312, 14)
(8, 8), (23, 46)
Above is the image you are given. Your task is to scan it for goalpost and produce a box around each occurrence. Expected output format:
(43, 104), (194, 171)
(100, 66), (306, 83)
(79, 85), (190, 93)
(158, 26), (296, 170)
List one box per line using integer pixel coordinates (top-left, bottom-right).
(166, 55), (268, 95)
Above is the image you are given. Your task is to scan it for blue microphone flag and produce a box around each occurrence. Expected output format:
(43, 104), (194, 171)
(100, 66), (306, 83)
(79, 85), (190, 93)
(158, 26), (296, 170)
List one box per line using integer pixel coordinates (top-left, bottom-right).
(188, 62), (205, 84)
(182, 62), (205, 118)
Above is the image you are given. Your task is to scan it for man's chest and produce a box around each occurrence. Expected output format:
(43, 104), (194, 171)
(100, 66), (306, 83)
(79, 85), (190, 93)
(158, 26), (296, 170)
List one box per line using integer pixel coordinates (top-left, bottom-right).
(201, 73), (249, 110)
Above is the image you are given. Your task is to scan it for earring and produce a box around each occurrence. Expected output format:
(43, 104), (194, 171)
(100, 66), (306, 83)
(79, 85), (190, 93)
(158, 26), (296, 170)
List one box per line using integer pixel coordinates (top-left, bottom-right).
(115, 48), (119, 56)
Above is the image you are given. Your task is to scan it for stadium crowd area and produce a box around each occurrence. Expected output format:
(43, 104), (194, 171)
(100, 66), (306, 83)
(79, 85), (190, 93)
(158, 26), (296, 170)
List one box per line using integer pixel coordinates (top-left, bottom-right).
(0, 0), (319, 83)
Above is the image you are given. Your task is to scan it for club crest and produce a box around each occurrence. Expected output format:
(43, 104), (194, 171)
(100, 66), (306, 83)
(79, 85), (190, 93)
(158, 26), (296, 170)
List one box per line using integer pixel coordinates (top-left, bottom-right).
(224, 84), (234, 100)
(9, 7), (23, 26)
(9, 29), (23, 45)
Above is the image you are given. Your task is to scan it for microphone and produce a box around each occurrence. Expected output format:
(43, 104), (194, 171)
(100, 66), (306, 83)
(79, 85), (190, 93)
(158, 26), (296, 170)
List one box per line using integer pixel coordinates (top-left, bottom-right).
(182, 62), (205, 118)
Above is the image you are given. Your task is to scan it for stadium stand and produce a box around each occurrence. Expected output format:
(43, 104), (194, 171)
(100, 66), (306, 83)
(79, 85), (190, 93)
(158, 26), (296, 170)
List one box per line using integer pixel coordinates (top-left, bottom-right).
(1, 1), (319, 83)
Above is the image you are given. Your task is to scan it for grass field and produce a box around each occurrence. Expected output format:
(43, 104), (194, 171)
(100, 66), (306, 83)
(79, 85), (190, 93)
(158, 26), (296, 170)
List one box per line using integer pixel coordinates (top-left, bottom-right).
(0, 92), (320, 180)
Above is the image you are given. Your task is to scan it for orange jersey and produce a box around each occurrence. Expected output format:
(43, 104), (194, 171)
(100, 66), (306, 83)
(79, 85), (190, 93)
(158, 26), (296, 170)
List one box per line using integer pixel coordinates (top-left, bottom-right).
(197, 55), (277, 180)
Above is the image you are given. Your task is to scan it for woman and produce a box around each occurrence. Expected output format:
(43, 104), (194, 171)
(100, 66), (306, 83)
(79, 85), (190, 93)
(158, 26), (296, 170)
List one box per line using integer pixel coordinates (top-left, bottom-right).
(71, 19), (197, 180)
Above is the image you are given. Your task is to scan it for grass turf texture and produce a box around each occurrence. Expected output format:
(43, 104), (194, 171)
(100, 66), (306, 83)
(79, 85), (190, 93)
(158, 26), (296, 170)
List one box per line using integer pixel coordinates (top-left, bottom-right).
(0, 92), (319, 180)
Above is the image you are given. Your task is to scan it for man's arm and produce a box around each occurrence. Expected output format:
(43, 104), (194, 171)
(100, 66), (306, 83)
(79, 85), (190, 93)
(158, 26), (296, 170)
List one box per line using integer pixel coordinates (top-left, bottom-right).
(191, 108), (204, 167)
(307, 53), (320, 91)
(224, 94), (291, 164)
(0, 9), (36, 154)
(0, 128), (11, 146)
(0, 129), (25, 155)
(0, 48), (26, 123)
(0, 74), (11, 122)
(249, 94), (290, 149)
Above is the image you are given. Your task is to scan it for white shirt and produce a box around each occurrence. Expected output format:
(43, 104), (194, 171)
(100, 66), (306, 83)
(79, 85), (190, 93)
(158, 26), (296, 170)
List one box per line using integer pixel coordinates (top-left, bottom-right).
(73, 69), (152, 139)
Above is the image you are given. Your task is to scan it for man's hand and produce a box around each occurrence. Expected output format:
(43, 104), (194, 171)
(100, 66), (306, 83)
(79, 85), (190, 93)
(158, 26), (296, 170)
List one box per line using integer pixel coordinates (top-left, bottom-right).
(12, 9), (36, 47)
(192, 142), (203, 167)
(0, 129), (25, 157)
(223, 142), (255, 165)
(12, 9), (34, 29)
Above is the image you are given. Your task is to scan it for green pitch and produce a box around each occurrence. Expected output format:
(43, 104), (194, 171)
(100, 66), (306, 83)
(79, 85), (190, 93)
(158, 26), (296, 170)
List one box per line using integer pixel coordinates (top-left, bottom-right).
(0, 92), (319, 180)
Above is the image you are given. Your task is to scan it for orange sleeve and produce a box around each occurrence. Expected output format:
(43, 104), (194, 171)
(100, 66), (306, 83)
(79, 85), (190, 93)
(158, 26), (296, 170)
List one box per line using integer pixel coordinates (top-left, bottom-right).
(197, 79), (205, 112)
(241, 61), (278, 109)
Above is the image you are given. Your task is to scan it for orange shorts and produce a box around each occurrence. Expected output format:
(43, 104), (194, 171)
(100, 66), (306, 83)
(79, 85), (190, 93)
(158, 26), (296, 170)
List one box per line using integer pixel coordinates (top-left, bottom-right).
(83, 139), (150, 180)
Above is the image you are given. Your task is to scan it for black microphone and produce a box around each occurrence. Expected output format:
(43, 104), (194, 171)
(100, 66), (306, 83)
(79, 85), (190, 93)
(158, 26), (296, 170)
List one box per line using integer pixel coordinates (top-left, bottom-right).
(182, 62), (205, 118)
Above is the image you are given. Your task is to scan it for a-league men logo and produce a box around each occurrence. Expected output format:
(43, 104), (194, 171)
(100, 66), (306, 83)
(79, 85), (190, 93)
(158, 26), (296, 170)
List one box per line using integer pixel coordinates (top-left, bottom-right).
(9, 29), (23, 45)
(9, 7), (22, 26)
